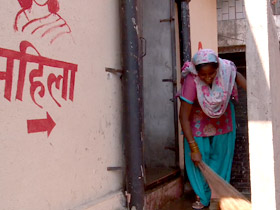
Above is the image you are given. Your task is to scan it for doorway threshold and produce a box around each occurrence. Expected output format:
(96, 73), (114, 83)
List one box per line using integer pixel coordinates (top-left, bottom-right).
(145, 167), (180, 191)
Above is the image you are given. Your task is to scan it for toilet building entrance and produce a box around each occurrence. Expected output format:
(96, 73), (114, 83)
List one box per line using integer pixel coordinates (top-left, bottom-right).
(140, 0), (181, 189)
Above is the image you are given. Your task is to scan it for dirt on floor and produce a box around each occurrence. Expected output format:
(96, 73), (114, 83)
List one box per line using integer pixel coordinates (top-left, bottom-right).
(161, 192), (219, 210)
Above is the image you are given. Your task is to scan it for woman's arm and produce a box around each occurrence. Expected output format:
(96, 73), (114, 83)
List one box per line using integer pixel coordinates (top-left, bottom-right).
(179, 101), (202, 165)
(236, 71), (247, 91)
(179, 101), (194, 143)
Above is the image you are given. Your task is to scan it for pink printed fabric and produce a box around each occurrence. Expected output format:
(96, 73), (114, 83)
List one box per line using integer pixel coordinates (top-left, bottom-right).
(180, 74), (234, 137)
(181, 49), (237, 118)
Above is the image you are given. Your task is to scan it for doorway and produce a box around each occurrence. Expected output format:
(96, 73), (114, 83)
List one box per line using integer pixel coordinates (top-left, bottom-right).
(219, 48), (251, 196)
(139, 0), (181, 189)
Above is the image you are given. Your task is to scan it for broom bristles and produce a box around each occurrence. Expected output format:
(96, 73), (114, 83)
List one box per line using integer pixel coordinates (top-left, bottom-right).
(198, 161), (251, 210)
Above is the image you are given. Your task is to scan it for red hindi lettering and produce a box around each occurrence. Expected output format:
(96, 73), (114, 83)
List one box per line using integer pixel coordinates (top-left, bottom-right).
(16, 41), (41, 101)
(0, 57), (14, 101)
(0, 41), (78, 108)
(29, 64), (45, 109)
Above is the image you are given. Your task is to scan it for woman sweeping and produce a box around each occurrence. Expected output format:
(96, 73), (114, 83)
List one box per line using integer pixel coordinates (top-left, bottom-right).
(179, 49), (246, 209)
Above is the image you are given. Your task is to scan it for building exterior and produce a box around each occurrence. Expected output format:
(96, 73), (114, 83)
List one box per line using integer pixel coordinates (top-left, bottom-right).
(1, 0), (279, 210)
(0, 1), (124, 209)
(245, 0), (280, 209)
(217, 0), (246, 47)
(218, 0), (280, 209)
(217, 0), (280, 197)
(0, 0), (217, 209)
(218, 0), (280, 46)
(271, 1), (280, 40)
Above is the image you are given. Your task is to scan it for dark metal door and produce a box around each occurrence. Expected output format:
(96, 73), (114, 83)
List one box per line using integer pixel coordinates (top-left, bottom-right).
(142, 0), (178, 170)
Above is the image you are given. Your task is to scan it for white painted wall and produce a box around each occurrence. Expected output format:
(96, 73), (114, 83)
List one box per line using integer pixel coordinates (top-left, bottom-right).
(0, 1), (125, 209)
(268, 5), (280, 209)
(245, 0), (280, 209)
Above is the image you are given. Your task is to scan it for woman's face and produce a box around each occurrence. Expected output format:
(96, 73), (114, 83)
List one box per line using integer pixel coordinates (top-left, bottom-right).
(197, 65), (217, 85)
(34, 0), (49, 6)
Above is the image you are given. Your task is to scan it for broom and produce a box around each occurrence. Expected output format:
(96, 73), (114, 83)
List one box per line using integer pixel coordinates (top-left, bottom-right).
(198, 161), (252, 210)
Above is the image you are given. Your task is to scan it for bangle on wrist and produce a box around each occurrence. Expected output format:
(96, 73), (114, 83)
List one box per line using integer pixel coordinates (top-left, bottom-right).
(189, 142), (200, 153)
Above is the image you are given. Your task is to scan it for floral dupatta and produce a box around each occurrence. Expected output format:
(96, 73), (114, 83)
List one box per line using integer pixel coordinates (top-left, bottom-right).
(181, 49), (237, 118)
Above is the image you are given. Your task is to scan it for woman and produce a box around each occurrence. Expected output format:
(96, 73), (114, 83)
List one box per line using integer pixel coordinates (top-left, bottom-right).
(179, 49), (246, 209)
(14, 0), (71, 44)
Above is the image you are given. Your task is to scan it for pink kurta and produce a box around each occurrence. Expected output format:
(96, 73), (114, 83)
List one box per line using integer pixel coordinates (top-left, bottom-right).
(180, 74), (234, 137)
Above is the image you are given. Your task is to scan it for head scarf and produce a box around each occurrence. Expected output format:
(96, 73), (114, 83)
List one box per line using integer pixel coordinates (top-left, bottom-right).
(181, 49), (237, 118)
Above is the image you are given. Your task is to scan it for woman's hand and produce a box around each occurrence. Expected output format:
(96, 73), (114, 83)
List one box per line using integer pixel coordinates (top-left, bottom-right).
(191, 151), (202, 166)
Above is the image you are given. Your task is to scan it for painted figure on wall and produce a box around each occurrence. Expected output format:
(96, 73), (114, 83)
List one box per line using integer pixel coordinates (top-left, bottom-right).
(14, 0), (71, 44)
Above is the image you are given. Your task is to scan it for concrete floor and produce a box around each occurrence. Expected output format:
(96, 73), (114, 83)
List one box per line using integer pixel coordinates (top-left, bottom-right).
(162, 193), (219, 210)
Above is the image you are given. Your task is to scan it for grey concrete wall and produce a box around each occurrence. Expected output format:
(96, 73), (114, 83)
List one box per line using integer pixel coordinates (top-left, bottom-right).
(218, 19), (246, 46)
(217, 0), (246, 47)
(217, 0), (280, 47)
(142, 0), (176, 168)
(217, 0), (245, 21)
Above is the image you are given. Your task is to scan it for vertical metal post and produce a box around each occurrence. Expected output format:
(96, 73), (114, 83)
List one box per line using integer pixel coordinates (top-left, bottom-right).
(180, 0), (192, 63)
(176, 0), (192, 184)
(170, 0), (180, 167)
(120, 0), (145, 209)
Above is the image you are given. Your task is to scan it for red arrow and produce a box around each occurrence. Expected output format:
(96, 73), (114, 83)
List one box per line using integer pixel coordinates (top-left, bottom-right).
(27, 112), (56, 137)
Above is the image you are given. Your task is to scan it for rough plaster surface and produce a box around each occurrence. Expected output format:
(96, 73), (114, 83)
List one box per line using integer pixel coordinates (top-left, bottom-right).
(72, 191), (125, 210)
(218, 19), (246, 47)
(268, 7), (280, 209)
(273, 15), (280, 40)
(245, 0), (280, 209)
(217, 0), (246, 21)
(0, 1), (125, 209)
